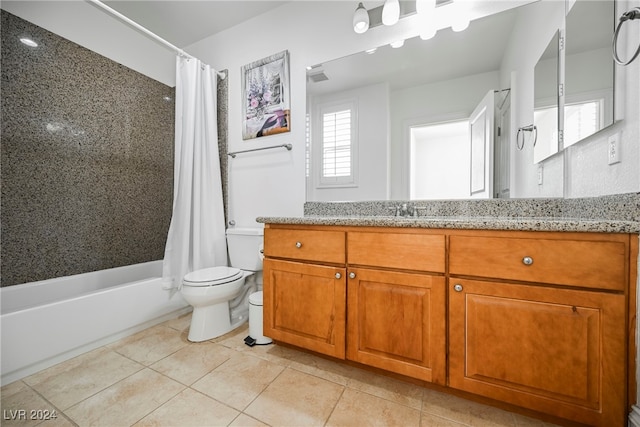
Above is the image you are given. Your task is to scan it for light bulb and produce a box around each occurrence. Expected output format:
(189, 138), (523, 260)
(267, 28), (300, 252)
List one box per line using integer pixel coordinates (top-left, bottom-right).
(419, 18), (438, 40)
(353, 2), (370, 34)
(417, 10), (438, 40)
(382, 0), (400, 26)
(451, 1), (470, 32)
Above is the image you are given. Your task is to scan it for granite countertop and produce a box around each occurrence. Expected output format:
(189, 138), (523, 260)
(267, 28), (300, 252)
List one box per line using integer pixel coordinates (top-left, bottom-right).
(256, 215), (640, 233)
(257, 193), (640, 233)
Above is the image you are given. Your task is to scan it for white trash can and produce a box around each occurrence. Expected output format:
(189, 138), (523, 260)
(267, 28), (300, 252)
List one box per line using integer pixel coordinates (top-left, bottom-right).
(244, 291), (272, 346)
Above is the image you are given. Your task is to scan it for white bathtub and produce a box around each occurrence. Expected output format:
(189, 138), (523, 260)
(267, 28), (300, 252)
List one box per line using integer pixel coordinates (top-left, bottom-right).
(0, 261), (190, 385)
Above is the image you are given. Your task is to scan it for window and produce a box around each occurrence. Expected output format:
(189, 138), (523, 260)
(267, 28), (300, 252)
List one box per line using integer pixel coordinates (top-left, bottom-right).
(564, 100), (602, 148)
(317, 101), (357, 186)
(410, 119), (470, 199)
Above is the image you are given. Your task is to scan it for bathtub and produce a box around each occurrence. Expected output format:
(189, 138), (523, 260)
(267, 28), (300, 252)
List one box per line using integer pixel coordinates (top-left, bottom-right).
(0, 260), (190, 385)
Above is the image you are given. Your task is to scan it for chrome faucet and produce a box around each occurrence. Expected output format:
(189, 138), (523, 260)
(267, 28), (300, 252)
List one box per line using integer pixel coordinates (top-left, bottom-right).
(387, 203), (427, 217)
(388, 203), (413, 217)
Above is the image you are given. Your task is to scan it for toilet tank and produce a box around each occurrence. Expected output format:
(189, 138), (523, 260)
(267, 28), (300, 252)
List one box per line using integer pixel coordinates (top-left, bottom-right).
(226, 227), (264, 271)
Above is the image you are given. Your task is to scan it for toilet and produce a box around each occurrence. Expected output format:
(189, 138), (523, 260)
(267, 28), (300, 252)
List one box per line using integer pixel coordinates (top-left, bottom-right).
(180, 227), (264, 342)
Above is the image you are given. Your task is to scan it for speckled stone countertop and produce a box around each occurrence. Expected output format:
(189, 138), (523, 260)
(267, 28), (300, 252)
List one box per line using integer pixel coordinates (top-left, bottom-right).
(256, 193), (640, 234)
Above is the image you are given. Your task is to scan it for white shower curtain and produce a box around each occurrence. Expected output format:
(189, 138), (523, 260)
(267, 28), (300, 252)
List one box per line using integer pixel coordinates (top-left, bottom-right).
(162, 56), (227, 290)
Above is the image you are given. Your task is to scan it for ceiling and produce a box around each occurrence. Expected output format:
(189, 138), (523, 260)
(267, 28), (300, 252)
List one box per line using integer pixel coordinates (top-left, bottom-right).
(103, 1), (290, 48)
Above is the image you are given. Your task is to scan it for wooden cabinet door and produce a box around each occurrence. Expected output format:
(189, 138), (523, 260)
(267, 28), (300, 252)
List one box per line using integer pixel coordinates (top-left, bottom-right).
(347, 268), (446, 384)
(449, 278), (626, 427)
(263, 259), (346, 359)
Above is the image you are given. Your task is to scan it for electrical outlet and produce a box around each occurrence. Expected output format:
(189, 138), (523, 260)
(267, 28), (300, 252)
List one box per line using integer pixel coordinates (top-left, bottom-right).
(608, 133), (621, 165)
(537, 165), (543, 185)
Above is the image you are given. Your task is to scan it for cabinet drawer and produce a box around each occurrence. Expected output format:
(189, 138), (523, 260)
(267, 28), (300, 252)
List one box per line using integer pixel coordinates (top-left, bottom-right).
(348, 232), (445, 273)
(264, 228), (345, 264)
(449, 235), (626, 291)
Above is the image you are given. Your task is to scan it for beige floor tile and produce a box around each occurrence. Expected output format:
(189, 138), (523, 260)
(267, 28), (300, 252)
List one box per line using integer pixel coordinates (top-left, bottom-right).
(150, 342), (233, 385)
(420, 412), (467, 427)
(234, 342), (300, 367)
(214, 323), (251, 347)
(192, 352), (284, 411)
(0, 386), (59, 427)
(287, 351), (354, 386)
(511, 413), (561, 427)
(161, 311), (193, 332)
(65, 368), (184, 426)
(24, 348), (143, 409)
(214, 323), (297, 367)
(422, 389), (516, 427)
(326, 388), (421, 427)
(346, 369), (424, 410)
(244, 368), (344, 427)
(134, 388), (239, 427)
(110, 325), (188, 365)
(228, 413), (268, 427)
(0, 380), (30, 399)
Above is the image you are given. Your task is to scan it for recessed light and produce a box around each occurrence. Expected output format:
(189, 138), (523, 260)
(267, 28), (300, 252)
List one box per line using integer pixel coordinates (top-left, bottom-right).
(19, 37), (38, 47)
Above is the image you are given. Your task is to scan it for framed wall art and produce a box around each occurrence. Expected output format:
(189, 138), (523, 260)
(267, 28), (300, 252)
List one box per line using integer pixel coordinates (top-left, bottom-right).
(241, 50), (290, 140)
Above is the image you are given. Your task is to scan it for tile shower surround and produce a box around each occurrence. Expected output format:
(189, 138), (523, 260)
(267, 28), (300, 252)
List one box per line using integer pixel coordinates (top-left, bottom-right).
(0, 11), (230, 287)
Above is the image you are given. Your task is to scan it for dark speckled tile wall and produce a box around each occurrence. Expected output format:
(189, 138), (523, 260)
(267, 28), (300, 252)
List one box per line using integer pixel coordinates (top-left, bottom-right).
(0, 11), (228, 287)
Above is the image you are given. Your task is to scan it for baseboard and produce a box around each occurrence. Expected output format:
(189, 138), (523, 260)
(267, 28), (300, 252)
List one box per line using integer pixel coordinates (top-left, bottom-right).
(629, 405), (640, 427)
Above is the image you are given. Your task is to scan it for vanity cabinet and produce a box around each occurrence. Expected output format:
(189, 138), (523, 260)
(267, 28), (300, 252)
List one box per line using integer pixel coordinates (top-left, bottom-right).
(346, 231), (447, 384)
(262, 224), (635, 427)
(449, 231), (631, 427)
(346, 268), (446, 384)
(263, 228), (346, 358)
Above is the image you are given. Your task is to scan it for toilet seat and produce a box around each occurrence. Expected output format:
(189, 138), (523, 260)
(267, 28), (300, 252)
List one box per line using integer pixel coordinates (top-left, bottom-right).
(183, 266), (243, 287)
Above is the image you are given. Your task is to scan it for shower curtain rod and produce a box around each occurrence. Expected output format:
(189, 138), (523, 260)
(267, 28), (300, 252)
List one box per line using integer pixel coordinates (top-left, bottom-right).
(86, 0), (226, 79)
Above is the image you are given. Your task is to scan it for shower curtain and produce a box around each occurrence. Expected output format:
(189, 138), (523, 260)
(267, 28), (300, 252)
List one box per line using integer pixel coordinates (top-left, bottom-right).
(162, 56), (227, 290)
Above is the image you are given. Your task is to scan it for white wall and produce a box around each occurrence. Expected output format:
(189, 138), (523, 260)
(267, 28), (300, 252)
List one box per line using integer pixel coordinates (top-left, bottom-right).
(565, 0), (640, 197)
(390, 71), (500, 199)
(308, 83), (390, 202)
(1, 1), (175, 86)
(186, 1), (425, 227)
(500, 0), (566, 198)
(501, 0), (640, 198)
(7, 0), (638, 211)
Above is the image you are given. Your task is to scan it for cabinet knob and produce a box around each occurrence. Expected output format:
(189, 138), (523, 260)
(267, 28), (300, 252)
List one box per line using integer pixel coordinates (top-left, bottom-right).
(295, 241), (302, 248)
(453, 284), (463, 292)
(349, 272), (356, 279)
(335, 272), (342, 279)
(522, 256), (534, 266)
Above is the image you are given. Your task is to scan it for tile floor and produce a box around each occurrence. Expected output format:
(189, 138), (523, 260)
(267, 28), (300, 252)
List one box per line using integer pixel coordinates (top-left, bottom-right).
(1, 313), (559, 427)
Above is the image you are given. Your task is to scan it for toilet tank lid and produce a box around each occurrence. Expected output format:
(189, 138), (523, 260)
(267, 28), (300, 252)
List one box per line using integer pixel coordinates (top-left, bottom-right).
(226, 227), (264, 236)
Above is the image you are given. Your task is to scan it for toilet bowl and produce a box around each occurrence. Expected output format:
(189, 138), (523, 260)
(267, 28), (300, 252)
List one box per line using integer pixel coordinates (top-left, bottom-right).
(180, 227), (264, 342)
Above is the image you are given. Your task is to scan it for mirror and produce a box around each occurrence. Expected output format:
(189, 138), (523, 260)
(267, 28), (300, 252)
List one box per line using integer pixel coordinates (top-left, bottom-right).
(305, 0), (613, 202)
(533, 31), (560, 164)
(563, 0), (614, 148)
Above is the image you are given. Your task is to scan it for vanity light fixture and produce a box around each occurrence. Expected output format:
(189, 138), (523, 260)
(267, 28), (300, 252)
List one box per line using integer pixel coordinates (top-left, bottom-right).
(352, 0), (469, 36)
(450, 0), (470, 32)
(19, 37), (38, 47)
(390, 39), (405, 48)
(353, 2), (370, 34)
(417, 0), (437, 40)
(382, 0), (400, 26)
